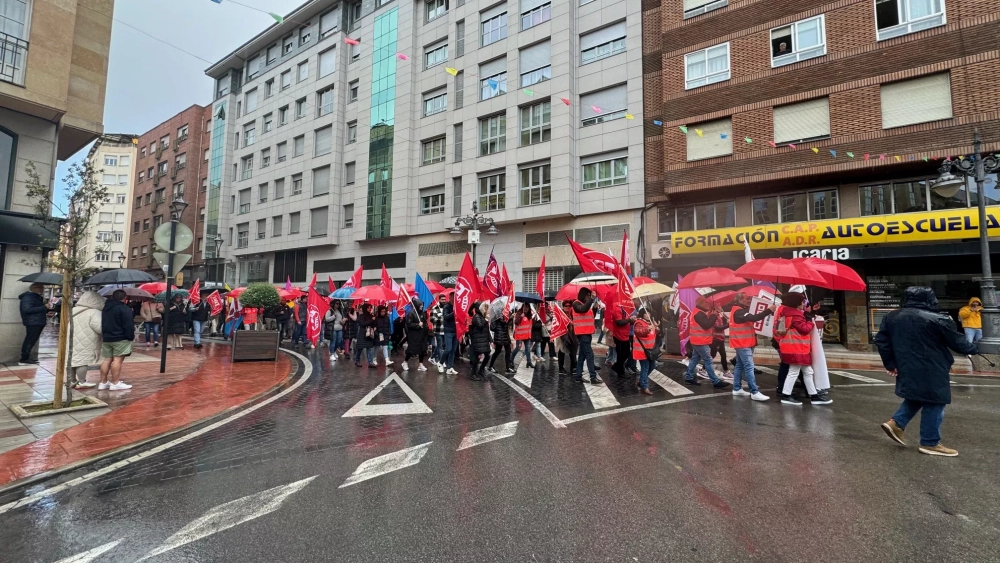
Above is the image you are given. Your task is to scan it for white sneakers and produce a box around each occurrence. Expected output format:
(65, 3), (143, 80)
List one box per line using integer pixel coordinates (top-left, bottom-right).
(446, 368), (458, 375)
(750, 392), (770, 401)
(97, 382), (111, 390)
(732, 389), (750, 397)
(401, 362), (409, 371)
(437, 364), (445, 373)
(417, 363), (427, 372)
(109, 381), (132, 391)
(330, 354), (338, 361)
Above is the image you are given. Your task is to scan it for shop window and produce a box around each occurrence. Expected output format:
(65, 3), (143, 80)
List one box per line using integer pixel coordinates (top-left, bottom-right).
(753, 189), (837, 225)
(860, 175), (998, 216)
(658, 201), (735, 234)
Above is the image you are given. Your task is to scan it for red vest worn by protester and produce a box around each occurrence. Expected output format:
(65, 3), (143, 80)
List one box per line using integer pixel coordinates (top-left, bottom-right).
(728, 305), (757, 349)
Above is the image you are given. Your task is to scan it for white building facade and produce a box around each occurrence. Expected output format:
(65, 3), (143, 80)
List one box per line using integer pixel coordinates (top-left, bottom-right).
(205, 0), (645, 290)
(83, 134), (137, 269)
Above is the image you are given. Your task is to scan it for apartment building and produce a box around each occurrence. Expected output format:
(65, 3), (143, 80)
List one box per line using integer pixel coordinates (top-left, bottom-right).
(127, 104), (213, 284)
(642, 0), (1000, 350)
(204, 0), (645, 290)
(83, 134), (137, 268)
(0, 0), (113, 362)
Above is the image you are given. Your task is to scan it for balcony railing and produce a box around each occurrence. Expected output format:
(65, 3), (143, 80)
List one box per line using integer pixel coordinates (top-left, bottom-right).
(0, 32), (28, 86)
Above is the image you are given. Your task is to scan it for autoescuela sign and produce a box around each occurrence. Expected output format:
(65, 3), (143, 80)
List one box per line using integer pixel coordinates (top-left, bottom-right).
(670, 206), (1000, 255)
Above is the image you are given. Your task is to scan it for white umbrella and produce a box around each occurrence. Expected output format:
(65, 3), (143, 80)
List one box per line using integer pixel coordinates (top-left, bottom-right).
(571, 273), (617, 285)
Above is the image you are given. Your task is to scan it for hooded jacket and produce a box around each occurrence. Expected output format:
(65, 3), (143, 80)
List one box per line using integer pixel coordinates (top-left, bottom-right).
(875, 287), (976, 404)
(70, 291), (105, 368)
(18, 291), (48, 326)
(776, 305), (814, 366)
(958, 297), (983, 329)
(469, 303), (493, 354)
(405, 299), (429, 353)
(102, 298), (136, 343)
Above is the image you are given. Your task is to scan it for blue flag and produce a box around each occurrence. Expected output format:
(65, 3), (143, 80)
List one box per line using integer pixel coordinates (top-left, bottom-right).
(414, 273), (435, 311)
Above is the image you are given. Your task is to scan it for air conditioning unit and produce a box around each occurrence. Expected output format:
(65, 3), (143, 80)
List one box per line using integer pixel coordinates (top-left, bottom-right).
(650, 241), (673, 259)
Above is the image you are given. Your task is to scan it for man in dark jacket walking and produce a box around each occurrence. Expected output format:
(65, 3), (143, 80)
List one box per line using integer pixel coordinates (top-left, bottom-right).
(441, 296), (458, 375)
(875, 287), (976, 457)
(18, 283), (49, 365)
(402, 298), (429, 372)
(100, 289), (135, 391)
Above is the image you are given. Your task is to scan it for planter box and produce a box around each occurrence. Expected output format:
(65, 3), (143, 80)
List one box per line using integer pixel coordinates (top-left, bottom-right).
(11, 395), (108, 419)
(231, 330), (280, 362)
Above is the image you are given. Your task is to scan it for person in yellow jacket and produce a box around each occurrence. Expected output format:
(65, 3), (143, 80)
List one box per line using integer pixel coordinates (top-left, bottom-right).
(958, 297), (983, 344)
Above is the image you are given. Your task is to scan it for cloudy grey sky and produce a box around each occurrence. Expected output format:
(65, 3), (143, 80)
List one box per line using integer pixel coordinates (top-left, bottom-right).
(55, 0), (304, 201)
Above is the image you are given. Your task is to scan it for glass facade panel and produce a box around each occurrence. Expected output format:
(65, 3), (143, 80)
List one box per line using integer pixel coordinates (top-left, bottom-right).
(206, 102), (227, 255)
(366, 8), (398, 239)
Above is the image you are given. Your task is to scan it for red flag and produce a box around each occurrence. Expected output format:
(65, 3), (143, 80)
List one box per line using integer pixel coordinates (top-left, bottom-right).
(615, 258), (636, 314)
(343, 266), (363, 289)
(482, 252), (502, 299)
(189, 279), (201, 305)
(620, 230), (631, 277)
(454, 253), (477, 341)
(549, 301), (571, 339)
(499, 263), (512, 295)
(308, 272), (317, 289)
(206, 290), (223, 316)
(305, 284), (324, 345)
(380, 264), (399, 293)
(536, 256), (547, 322)
(566, 234), (618, 276)
(328, 276), (336, 294)
(395, 284), (412, 316)
(502, 281), (515, 321)
(226, 297), (243, 322)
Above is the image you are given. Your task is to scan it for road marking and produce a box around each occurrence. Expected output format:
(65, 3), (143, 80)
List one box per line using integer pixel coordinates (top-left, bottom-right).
(457, 421), (518, 451)
(490, 373), (566, 428)
(514, 363), (534, 388)
(50, 540), (123, 563)
(648, 370), (694, 396)
(139, 476), (316, 561)
(830, 370), (883, 383)
(582, 378), (620, 409)
(339, 442), (431, 488)
(0, 349), (315, 515)
(561, 394), (730, 425)
(342, 372), (433, 417)
(755, 366), (778, 375)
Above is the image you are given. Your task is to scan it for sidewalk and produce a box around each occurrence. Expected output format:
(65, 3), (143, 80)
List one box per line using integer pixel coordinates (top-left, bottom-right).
(0, 326), (295, 487)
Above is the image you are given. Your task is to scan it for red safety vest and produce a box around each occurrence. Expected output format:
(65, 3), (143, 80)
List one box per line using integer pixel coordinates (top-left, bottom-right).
(514, 316), (532, 341)
(729, 305), (757, 349)
(688, 311), (713, 345)
(778, 315), (811, 356)
(572, 302), (595, 335)
(632, 319), (656, 360)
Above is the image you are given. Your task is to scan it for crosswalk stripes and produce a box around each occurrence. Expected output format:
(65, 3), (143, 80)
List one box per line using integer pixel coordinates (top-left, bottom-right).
(829, 370), (883, 383)
(514, 363), (535, 388)
(647, 370), (694, 396)
(582, 379), (621, 409)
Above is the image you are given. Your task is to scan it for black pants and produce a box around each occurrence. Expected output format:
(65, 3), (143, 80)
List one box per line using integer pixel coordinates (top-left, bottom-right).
(613, 337), (631, 375)
(710, 339), (729, 371)
(20, 325), (44, 362)
(558, 346), (577, 373)
(469, 349), (487, 376)
(489, 342), (511, 369)
(405, 351), (426, 363)
(777, 362), (789, 392)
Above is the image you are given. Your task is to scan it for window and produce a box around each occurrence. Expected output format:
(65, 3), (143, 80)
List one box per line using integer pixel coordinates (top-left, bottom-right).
(273, 215), (283, 236)
(265, 79), (274, 98)
(132, 221), (140, 233)
(481, 10), (507, 47)
(345, 162), (356, 184)
(240, 155), (254, 182)
(350, 41), (360, 61)
(520, 101), (551, 145)
(683, 0), (727, 19)
(289, 212), (301, 234)
(135, 196), (142, 208)
(145, 193), (151, 205)
(313, 166), (331, 196)
(581, 22), (626, 64)
(138, 172), (145, 183)
(521, 1), (550, 30)
(261, 148), (271, 168)
(310, 207), (329, 237)
(315, 126), (333, 157)
(237, 223), (249, 248)
(246, 55), (262, 80)
(259, 183), (269, 203)
(753, 189), (838, 224)
(519, 163), (551, 206)
(155, 188), (166, 203)
(880, 73), (953, 129)
(202, 178), (208, 192)
(117, 175), (128, 185)
(292, 173), (303, 194)
(99, 212), (112, 223)
(293, 135), (305, 157)
(422, 137), (446, 164)
(141, 148), (146, 158)
(319, 48), (337, 78)
(659, 201), (736, 232)
(425, 43), (448, 69)
(101, 174), (116, 185)
(685, 43), (730, 89)
(478, 173), (506, 211)
(347, 121), (358, 143)
(104, 156), (117, 166)
(243, 123), (256, 147)
(245, 88), (258, 113)
(142, 218), (150, 231)
(160, 135), (170, 149)
(771, 15), (826, 67)
(173, 181), (184, 197)
(267, 44), (278, 64)
(116, 194), (127, 204)
(321, 8), (340, 37)
(479, 114), (506, 155)
(94, 251), (109, 262)
(427, 0), (447, 22)
(453, 124), (463, 162)
(275, 178), (285, 199)
(876, 0), (946, 40)
(158, 162), (168, 175)
(456, 20), (465, 57)
(343, 204), (354, 228)
(147, 166), (154, 179)
(141, 245), (148, 256)
(582, 153), (628, 190)
(455, 71), (464, 109)
(238, 188), (251, 214)
(132, 247), (138, 259)
(519, 42), (550, 87)
(295, 98), (307, 119)
(480, 69), (507, 100)
(424, 90), (448, 116)
(686, 118), (732, 161)
(453, 177), (463, 216)
(349, 80), (359, 102)
(120, 155), (131, 166)
(279, 106), (289, 125)
(280, 71), (292, 91)
(860, 175), (988, 216)
(348, 0), (362, 30)
(298, 61), (309, 83)
(256, 219), (266, 240)
(581, 84), (627, 126)
(152, 215), (162, 228)
(277, 142), (288, 162)
(299, 25), (311, 47)
(263, 113), (273, 133)
(421, 191), (446, 215)
(773, 98), (831, 144)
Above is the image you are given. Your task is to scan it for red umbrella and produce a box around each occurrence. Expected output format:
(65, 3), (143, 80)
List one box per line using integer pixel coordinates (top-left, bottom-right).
(677, 267), (746, 289)
(277, 288), (304, 301)
(555, 283), (616, 302)
(138, 282), (177, 293)
(706, 290), (738, 308)
(735, 258), (827, 286)
(633, 276), (657, 286)
(227, 286), (248, 298)
(793, 257), (866, 291)
(351, 285), (395, 301)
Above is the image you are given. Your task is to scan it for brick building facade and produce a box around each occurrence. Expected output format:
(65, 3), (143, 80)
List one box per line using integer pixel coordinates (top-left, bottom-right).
(642, 0), (1000, 350)
(128, 104), (213, 285)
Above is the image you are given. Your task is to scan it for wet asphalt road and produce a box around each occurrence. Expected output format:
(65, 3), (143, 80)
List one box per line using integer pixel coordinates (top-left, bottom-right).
(1, 348), (999, 563)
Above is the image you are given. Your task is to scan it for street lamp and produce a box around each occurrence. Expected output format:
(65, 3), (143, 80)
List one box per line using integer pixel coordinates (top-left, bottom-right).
(449, 200), (498, 268)
(932, 131), (1000, 354)
(210, 233), (224, 283)
(117, 253), (125, 269)
(160, 196), (188, 373)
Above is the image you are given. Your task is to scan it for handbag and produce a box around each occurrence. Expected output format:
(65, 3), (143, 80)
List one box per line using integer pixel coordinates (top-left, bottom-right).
(641, 343), (662, 364)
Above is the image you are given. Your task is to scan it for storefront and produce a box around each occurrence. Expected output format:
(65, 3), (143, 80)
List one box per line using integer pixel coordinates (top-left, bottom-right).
(651, 206), (1000, 351)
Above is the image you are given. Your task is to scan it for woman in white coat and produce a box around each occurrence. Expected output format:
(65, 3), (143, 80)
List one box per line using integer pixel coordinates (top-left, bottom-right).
(69, 291), (105, 389)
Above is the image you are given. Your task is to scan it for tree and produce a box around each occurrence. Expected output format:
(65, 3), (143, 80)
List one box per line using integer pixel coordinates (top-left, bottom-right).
(238, 283), (281, 309)
(26, 160), (110, 409)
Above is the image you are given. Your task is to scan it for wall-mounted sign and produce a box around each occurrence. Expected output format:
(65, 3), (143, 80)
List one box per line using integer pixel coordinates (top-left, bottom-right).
(791, 248), (850, 260)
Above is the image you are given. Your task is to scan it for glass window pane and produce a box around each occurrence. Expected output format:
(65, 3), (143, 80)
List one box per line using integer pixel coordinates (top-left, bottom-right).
(810, 189), (838, 219)
(676, 206), (695, 231)
(753, 196), (778, 225)
(717, 201), (736, 227)
(695, 204), (715, 229)
(893, 181), (928, 213)
(796, 18), (821, 48)
(968, 174), (1000, 207)
(658, 207), (675, 234)
(861, 185), (892, 215)
(780, 193), (808, 222)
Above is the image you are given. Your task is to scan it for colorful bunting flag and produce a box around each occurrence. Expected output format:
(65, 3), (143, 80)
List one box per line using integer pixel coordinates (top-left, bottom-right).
(788, 143), (797, 149)
(210, 0), (222, 3)
(830, 150), (837, 157)
(879, 154), (886, 160)
(847, 152), (855, 158)
(560, 98), (571, 106)
(744, 137), (753, 143)
(625, 114), (634, 120)
(678, 126), (688, 134)
(768, 141), (777, 148)
(720, 133), (728, 139)
(445, 67), (458, 76)
(923, 157), (929, 162)
(811, 147), (819, 153)
(695, 129), (703, 137)
(396, 53), (409, 60)
(864, 154), (870, 161)
(487, 78), (498, 88)
(523, 88), (533, 95)
(652, 120), (663, 126)
(189, 279), (201, 305)
(344, 37), (360, 45)
(592, 105), (603, 114)
(269, 12), (283, 23)
(894, 155), (901, 162)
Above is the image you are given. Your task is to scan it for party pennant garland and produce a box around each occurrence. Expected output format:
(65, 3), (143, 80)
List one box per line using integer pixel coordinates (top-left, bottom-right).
(830, 150), (837, 157)
(625, 114), (634, 120)
(695, 129), (704, 137)
(560, 98), (571, 106)
(523, 88), (533, 96)
(768, 141), (777, 148)
(744, 137), (752, 143)
(652, 120), (663, 126)
(592, 105), (602, 114)
(787, 143), (796, 149)
(445, 67), (458, 75)
(811, 147), (819, 153)
(269, 12), (283, 22)
(344, 37), (360, 45)
(847, 152), (855, 158)
(678, 125), (688, 134)
(721, 133), (728, 139)
(396, 53), (409, 60)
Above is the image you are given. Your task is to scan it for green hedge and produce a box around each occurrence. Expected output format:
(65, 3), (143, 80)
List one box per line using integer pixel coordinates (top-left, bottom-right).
(238, 283), (281, 308)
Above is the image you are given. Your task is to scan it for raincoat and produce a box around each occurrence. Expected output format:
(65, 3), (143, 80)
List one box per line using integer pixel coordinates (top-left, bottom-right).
(70, 291), (105, 368)
(958, 297), (982, 329)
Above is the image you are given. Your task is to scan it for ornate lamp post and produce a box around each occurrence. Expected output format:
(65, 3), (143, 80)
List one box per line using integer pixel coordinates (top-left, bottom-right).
(160, 196), (188, 373)
(449, 200), (499, 268)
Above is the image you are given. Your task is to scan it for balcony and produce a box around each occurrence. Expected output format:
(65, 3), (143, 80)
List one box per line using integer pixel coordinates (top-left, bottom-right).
(0, 32), (27, 86)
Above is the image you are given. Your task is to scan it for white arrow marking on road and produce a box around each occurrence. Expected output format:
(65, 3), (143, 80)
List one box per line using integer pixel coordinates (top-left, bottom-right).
(138, 476), (317, 561)
(456, 421), (518, 451)
(830, 370), (883, 383)
(648, 370), (694, 396)
(490, 374), (566, 428)
(342, 372), (433, 417)
(514, 363), (534, 388)
(340, 442), (432, 488)
(582, 378), (620, 409)
(49, 540), (122, 563)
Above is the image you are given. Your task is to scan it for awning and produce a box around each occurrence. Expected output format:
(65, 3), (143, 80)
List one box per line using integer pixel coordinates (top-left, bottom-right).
(0, 211), (64, 248)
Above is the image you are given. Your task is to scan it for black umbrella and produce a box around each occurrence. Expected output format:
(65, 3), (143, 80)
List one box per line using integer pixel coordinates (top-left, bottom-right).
(514, 291), (544, 304)
(19, 272), (63, 285)
(438, 275), (458, 288)
(83, 269), (158, 286)
(543, 290), (558, 302)
(98, 286), (154, 301)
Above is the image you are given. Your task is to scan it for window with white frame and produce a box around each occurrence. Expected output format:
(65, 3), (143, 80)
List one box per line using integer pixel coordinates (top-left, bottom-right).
(350, 41), (360, 61)
(298, 61), (309, 82)
(456, 20), (465, 56)
(293, 135), (305, 157)
(274, 177), (285, 198)
(520, 101), (550, 146)
(519, 41), (550, 87)
(771, 15), (826, 67)
(241, 155), (253, 180)
(349, 80), (359, 101)
(478, 173), (506, 211)
(292, 173), (303, 194)
(267, 44), (278, 64)
(317, 86), (335, 116)
(343, 204), (354, 228)
(101, 173), (115, 184)
(479, 114), (506, 156)
(299, 25), (311, 46)
(273, 215), (283, 236)
(238, 188), (251, 214)
(582, 152), (628, 190)
(422, 137), (446, 164)
(246, 55), (262, 80)
(263, 113), (273, 133)
(120, 155), (131, 166)
(320, 7), (339, 37)
(94, 251), (110, 262)
(481, 71), (507, 100)
(880, 73), (953, 129)
(685, 43), (730, 89)
(295, 98), (306, 119)
(117, 175), (128, 185)
(313, 166), (331, 196)
(421, 190), (446, 215)
(237, 223), (249, 248)
(277, 142), (288, 162)
(876, 0), (946, 41)
(658, 201), (735, 234)
(519, 163), (551, 206)
(427, 0), (447, 21)
(259, 182), (269, 202)
(581, 22), (626, 64)
(481, 9), (507, 46)
(425, 43), (448, 69)
(280, 70), (291, 90)
(279, 106), (289, 125)
(349, 0), (362, 30)
(104, 156), (117, 166)
(245, 88), (258, 113)
(686, 118), (733, 161)
(347, 121), (357, 143)
(773, 98), (831, 144)
(683, 0), (727, 19)
(116, 193), (127, 204)
(424, 90), (448, 116)
(345, 162), (356, 184)
(243, 123), (255, 147)
(753, 189), (839, 225)
(581, 84), (627, 126)
(257, 218), (267, 239)
(521, 0), (550, 30)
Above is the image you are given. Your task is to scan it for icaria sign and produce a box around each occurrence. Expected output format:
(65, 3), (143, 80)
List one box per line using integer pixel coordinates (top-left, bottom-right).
(791, 248), (850, 260)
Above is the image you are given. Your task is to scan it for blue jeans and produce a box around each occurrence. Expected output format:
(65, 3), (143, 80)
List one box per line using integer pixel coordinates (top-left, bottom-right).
(638, 359), (652, 390)
(444, 333), (457, 369)
(192, 320), (203, 345)
(433, 334), (445, 362)
(892, 399), (946, 446)
(576, 333), (597, 379)
(331, 329), (344, 351)
(354, 345), (374, 364)
(964, 328), (982, 344)
(732, 347), (759, 394)
(512, 340), (531, 367)
(685, 344), (721, 384)
(145, 322), (160, 344)
(292, 322), (307, 345)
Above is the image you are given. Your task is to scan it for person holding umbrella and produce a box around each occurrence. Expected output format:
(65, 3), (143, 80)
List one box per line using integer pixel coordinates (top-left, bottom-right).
(512, 304), (534, 369)
(353, 303), (377, 368)
(776, 293), (830, 405)
(729, 290), (776, 401)
(140, 298), (163, 347)
(632, 307), (657, 395)
(572, 288), (602, 385)
(68, 290), (104, 388)
(401, 298), (428, 372)
(683, 296), (730, 389)
(468, 301), (493, 380)
(165, 294), (188, 350)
